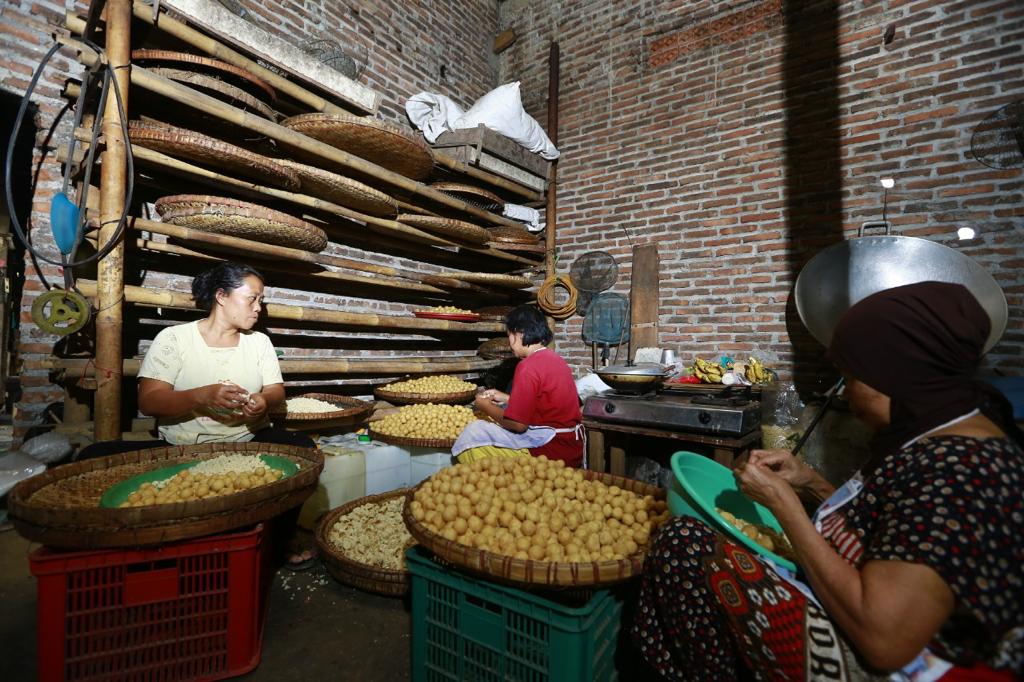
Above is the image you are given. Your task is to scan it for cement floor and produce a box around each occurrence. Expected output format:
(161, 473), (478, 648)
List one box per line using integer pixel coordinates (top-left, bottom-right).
(0, 527), (410, 681)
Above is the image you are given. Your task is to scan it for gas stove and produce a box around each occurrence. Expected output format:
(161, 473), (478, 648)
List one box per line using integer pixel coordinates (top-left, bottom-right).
(582, 388), (761, 437)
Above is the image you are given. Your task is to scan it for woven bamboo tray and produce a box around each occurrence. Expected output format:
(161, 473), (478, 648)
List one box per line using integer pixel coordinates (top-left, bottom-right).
(403, 472), (666, 588)
(475, 305), (513, 321)
(487, 225), (537, 244)
(281, 113), (435, 181)
(396, 214), (490, 245)
(435, 272), (534, 289)
(428, 182), (503, 210)
(274, 158), (397, 216)
(315, 490), (413, 597)
(7, 442), (322, 549)
(476, 337), (514, 360)
(269, 393), (373, 422)
(368, 430), (456, 449)
(155, 194), (328, 252)
(373, 386), (476, 406)
(149, 67), (277, 121)
(132, 49), (277, 102)
(129, 121), (300, 191)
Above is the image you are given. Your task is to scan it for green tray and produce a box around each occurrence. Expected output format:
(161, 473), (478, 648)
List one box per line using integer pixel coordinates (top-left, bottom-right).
(100, 454), (299, 508)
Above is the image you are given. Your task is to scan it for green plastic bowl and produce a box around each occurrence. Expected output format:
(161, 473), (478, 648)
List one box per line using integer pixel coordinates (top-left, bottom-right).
(669, 451), (797, 571)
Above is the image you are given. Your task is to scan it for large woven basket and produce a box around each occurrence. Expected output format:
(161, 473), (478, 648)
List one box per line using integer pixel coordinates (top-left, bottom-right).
(7, 442), (323, 549)
(281, 112), (435, 181)
(403, 471), (666, 587)
(396, 214), (490, 245)
(435, 271), (534, 289)
(475, 305), (513, 321)
(487, 225), (537, 244)
(476, 336), (514, 360)
(315, 490), (413, 597)
(274, 158), (397, 216)
(269, 393), (373, 422)
(149, 67), (276, 121)
(129, 121), (300, 191)
(368, 430), (456, 449)
(131, 49), (277, 102)
(373, 386), (476, 406)
(428, 182), (503, 211)
(155, 194), (328, 252)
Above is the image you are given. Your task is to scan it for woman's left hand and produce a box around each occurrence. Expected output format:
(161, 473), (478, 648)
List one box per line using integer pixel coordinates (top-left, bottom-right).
(242, 392), (268, 418)
(734, 459), (800, 512)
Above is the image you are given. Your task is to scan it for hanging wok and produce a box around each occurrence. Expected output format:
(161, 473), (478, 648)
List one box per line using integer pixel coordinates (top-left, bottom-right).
(795, 226), (1008, 353)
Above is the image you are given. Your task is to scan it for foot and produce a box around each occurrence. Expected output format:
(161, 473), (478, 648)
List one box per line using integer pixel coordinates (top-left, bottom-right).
(285, 548), (316, 571)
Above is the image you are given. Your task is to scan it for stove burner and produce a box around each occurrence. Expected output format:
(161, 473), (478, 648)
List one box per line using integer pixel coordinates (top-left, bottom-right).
(690, 395), (752, 407)
(583, 390), (761, 437)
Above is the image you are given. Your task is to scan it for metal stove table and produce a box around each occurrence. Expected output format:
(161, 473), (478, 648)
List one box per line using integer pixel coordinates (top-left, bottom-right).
(582, 387), (762, 474)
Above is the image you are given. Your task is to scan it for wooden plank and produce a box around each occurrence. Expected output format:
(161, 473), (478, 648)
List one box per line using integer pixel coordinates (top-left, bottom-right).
(493, 28), (517, 54)
(629, 244), (660, 352)
(159, 0), (381, 114)
(42, 357), (501, 377)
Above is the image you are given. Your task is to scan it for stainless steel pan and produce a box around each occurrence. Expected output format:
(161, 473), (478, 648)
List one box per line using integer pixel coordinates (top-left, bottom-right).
(795, 227), (1007, 352)
(595, 363), (670, 393)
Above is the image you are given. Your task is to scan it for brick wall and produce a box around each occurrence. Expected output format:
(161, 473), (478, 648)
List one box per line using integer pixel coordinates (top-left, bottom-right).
(500, 0), (1023, 394)
(0, 0), (500, 437)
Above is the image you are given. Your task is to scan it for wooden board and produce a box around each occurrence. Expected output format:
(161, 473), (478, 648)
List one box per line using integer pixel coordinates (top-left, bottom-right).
(630, 244), (660, 351)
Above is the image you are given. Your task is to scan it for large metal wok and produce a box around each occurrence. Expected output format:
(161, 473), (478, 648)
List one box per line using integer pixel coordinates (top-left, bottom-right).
(795, 229), (1008, 353)
(595, 363), (670, 393)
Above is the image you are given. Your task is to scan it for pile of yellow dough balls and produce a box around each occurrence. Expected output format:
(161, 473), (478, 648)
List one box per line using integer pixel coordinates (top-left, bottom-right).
(373, 403), (475, 440)
(383, 375), (476, 394)
(120, 466), (283, 507)
(421, 305), (473, 314)
(410, 456), (671, 563)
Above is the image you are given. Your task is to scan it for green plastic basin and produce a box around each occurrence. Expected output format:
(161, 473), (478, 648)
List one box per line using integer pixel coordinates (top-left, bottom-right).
(669, 451), (797, 571)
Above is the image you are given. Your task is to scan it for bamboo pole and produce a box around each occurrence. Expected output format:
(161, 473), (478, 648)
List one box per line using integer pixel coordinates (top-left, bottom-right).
(94, 0), (131, 441)
(75, 280), (505, 333)
(93, 213), (490, 293)
(545, 42), (560, 281)
(121, 237), (459, 298)
(42, 356), (500, 377)
(73, 127), (537, 267)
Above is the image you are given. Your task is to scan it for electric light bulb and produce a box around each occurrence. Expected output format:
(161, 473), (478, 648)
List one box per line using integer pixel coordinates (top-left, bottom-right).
(880, 178), (895, 189)
(957, 227), (975, 240)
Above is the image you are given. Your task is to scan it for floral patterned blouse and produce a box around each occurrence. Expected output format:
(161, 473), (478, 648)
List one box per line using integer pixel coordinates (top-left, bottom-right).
(819, 435), (1023, 673)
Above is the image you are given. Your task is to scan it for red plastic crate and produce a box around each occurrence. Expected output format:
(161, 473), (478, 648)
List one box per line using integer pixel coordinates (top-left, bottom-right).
(29, 524), (270, 682)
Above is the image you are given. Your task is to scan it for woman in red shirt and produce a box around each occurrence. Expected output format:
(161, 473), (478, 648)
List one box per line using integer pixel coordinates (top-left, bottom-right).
(453, 305), (584, 467)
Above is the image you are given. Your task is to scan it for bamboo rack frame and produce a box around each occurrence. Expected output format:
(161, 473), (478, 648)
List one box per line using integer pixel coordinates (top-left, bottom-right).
(74, 280), (505, 333)
(114, 3), (543, 203)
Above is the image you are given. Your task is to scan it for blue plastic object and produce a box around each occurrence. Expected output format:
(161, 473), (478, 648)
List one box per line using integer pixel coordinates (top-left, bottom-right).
(669, 451), (797, 571)
(49, 192), (80, 256)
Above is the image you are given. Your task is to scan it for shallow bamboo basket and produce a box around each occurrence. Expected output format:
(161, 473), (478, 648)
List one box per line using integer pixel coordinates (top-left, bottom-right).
(372, 386), (476, 406)
(8, 442), (322, 549)
(402, 471), (666, 587)
(315, 490), (413, 597)
(270, 393), (373, 422)
(368, 430), (456, 449)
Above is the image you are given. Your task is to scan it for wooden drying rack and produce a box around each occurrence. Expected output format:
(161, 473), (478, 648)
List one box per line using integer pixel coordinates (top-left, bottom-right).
(55, 0), (556, 441)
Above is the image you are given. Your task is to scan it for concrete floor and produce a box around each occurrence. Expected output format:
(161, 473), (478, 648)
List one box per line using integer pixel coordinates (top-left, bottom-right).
(0, 527), (410, 681)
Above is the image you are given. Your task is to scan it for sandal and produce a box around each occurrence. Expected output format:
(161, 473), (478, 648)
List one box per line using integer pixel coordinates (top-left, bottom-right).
(285, 548), (316, 572)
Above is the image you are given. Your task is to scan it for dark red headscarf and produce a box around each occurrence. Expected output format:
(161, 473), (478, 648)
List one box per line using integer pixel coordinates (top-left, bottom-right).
(827, 281), (1022, 460)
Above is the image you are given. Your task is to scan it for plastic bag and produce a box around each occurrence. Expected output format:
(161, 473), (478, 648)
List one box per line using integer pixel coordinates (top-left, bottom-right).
(760, 382), (805, 449)
(625, 456), (663, 487)
(0, 450), (47, 497)
(20, 430), (73, 464)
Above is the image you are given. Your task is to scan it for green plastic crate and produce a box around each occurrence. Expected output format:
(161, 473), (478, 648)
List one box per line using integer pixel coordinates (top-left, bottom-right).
(407, 547), (621, 682)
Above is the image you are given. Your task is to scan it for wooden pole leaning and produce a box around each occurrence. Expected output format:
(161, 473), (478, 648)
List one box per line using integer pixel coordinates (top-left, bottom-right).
(75, 280), (505, 334)
(93, 0), (132, 441)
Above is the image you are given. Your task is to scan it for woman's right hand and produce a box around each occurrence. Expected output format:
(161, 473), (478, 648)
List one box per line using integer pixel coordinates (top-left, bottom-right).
(747, 449), (815, 489)
(193, 382), (248, 411)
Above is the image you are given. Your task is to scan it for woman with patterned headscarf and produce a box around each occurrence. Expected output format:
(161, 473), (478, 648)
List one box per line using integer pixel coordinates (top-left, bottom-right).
(632, 282), (1023, 680)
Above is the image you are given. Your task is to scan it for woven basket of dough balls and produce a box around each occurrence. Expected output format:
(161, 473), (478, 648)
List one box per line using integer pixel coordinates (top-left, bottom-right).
(402, 456), (670, 587)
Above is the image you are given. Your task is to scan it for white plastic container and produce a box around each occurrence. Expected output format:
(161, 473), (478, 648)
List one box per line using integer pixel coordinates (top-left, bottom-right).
(408, 446), (454, 486)
(297, 444), (366, 529)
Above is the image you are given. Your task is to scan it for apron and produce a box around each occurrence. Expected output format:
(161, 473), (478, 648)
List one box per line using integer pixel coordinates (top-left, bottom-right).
(452, 419), (586, 466)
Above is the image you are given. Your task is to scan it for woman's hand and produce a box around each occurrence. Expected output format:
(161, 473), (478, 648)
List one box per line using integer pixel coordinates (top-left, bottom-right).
(242, 392), (268, 418)
(747, 449), (812, 486)
(194, 382), (249, 411)
(734, 459), (801, 513)
(477, 388), (509, 403)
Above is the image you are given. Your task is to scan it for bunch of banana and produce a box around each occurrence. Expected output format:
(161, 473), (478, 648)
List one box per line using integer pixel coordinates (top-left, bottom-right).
(745, 356), (770, 384)
(692, 358), (725, 384)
